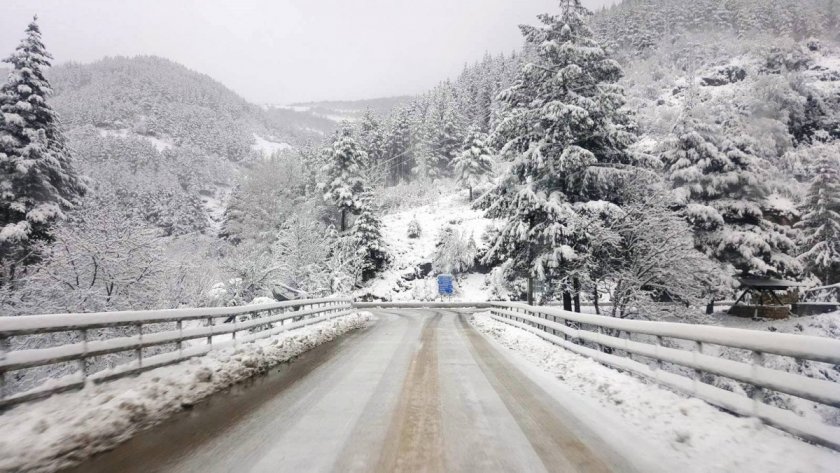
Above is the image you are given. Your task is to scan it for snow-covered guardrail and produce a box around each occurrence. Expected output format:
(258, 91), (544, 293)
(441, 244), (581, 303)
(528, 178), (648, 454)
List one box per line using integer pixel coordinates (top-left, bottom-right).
(488, 302), (840, 451)
(353, 301), (494, 309)
(0, 298), (353, 409)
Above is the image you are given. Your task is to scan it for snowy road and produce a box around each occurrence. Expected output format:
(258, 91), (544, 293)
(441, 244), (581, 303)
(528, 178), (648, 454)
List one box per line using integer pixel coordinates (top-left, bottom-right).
(63, 310), (648, 473)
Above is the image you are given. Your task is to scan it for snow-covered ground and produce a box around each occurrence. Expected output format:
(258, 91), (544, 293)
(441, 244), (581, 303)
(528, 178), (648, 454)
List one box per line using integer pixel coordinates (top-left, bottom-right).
(0, 312), (373, 473)
(469, 312), (839, 473)
(361, 189), (496, 301)
(200, 184), (234, 234)
(97, 128), (174, 152)
(706, 309), (839, 336)
(251, 133), (293, 157)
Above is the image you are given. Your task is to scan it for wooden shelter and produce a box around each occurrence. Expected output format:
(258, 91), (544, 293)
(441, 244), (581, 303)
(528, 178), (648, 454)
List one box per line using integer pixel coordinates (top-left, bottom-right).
(728, 277), (801, 319)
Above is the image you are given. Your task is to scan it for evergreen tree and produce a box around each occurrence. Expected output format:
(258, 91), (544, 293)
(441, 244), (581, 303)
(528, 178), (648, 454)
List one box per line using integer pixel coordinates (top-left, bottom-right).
(0, 17), (85, 278)
(352, 193), (390, 281)
(320, 127), (367, 232)
(423, 85), (464, 179)
(482, 0), (640, 304)
(358, 109), (385, 167)
(796, 154), (840, 285)
(662, 113), (800, 279)
(453, 127), (494, 201)
(384, 107), (415, 185)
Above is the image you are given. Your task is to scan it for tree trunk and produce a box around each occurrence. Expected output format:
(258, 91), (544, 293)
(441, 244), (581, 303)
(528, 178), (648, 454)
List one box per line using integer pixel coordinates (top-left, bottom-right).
(573, 277), (581, 313)
(340, 209), (346, 232)
(468, 186), (473, 201)
(562, 291), (572, 311)
(527, 276), (534, 306)
(706, 299), (715, 315)
(593, 286), (600, 315)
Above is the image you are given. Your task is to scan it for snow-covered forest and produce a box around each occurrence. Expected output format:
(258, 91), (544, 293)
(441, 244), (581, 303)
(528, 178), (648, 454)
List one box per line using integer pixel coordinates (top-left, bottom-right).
(1, 0), (839, 319)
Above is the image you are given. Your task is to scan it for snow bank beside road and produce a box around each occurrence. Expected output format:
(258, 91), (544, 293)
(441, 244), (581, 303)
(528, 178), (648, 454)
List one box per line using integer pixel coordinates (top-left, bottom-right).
(0, 312), (373, 473)
(470, 312), (839, 473)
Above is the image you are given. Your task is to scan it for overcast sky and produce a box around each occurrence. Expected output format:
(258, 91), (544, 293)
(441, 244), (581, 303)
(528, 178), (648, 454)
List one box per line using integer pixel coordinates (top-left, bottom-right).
(0, 0), (615, 104)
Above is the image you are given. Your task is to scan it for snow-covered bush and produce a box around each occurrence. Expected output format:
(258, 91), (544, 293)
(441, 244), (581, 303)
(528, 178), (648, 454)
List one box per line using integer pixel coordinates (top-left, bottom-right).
(321, 233), (363, 294)
(407, 217), (422, 239)
(0, 197), (207, 315)
(432, 226), (477, 275)
(487, 261), (522, 301)
(206, 279), (248, 307)
(591, 192), (718, 320)
(411, 278), (439, 301)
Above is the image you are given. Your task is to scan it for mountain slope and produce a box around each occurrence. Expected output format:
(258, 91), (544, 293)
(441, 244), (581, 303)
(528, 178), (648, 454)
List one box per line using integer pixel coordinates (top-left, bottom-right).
(40, 56), (302, 236)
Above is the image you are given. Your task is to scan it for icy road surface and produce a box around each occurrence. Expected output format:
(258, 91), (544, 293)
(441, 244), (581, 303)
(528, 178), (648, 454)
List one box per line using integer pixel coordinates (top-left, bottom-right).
(63, 310), (659, 473)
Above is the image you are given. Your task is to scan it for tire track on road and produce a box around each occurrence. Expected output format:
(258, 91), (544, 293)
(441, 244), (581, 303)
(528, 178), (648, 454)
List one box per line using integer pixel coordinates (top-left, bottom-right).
(375, 312), (444, 473)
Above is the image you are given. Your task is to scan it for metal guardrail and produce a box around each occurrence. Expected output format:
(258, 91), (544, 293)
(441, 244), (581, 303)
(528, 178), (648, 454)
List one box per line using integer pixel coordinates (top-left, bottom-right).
(353, 301), (493, 309)
(0, 298), (353, 408)
(486, 302), (840, 451)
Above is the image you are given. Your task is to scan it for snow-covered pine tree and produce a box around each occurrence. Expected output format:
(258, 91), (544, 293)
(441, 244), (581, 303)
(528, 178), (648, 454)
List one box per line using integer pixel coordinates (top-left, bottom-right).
(453, 127), (494, 201)
(662, 113), (801, 280)
(384, 107), (415, 185)
(482, 0), (640, 304)
(407, 217), (421, 239)
(423, 85), (464, 179)
(320, 126), (367, 232)
(358, 109), (385, 168)
(0, 17), (85, 277)
(796, 154), (840, 285)
(352, 193), (390, 281)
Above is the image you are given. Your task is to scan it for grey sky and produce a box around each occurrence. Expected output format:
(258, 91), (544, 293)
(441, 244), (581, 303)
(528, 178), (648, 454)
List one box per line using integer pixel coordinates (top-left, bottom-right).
(0, 0), (615, 104)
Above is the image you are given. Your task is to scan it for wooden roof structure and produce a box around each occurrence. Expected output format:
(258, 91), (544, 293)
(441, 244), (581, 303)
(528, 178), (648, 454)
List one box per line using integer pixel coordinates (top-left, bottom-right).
(729, 277), (802, 319)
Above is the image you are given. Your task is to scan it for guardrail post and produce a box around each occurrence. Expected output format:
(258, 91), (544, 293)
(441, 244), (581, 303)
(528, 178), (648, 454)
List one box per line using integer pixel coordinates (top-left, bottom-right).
(751, 350), (765, 416)
(0, 334), (8, 400)
(207, 317), (213, 345)
(655, 336), (664, 371)
(692, 341), (703, 391)
(78, 329), (89, 382)
(177, 320), (183, 356)
(232, 314), (239, 347)
(136, 323), (143, 368)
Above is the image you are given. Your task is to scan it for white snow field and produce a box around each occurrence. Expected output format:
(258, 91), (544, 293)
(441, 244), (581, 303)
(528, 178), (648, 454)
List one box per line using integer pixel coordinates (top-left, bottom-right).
(470, 312), (840, 473)
(0, 312), (372, 473)
(251, 133), (294, 157)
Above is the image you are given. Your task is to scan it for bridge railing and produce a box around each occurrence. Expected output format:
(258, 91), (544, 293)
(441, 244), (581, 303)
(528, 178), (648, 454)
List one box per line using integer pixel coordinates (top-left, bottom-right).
(487, 302), (840, 451)
(0, 298), (353, 409)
